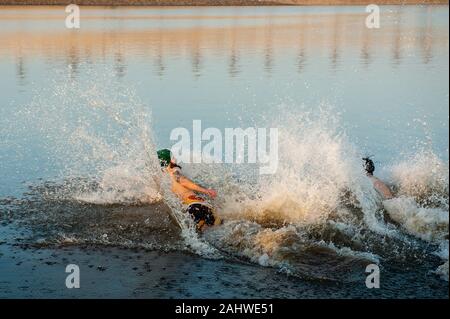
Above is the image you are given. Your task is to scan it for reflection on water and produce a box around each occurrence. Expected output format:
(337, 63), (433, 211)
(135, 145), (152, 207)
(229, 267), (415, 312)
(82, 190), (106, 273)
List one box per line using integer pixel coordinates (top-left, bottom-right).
(0, 6), (448, 82)
(15, 55), (26, 87)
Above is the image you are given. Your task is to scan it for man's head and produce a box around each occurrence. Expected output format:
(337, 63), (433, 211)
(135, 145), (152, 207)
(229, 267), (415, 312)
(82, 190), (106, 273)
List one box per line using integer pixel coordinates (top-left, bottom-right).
(157, 149), (182, 169)
(157, 149), (172, 167)
(363, 157), (375, 175)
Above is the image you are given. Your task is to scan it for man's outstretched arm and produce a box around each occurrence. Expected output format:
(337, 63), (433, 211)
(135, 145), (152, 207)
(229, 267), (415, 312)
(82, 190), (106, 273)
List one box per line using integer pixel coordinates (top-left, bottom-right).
(173, 170), (217, 198)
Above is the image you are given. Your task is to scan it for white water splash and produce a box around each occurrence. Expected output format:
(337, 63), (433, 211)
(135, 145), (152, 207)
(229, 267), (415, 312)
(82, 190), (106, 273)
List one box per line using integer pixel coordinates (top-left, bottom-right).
(17, 66), (449, 280)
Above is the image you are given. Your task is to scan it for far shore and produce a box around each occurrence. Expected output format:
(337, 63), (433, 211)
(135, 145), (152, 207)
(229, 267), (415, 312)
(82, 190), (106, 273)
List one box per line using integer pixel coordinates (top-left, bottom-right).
(0, 0), (448, 6)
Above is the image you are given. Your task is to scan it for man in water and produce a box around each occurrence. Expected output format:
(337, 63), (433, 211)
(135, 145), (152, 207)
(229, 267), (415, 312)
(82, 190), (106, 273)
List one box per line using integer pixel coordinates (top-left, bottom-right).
(157, 149), (220, 230)
(363, 157), (394, 200)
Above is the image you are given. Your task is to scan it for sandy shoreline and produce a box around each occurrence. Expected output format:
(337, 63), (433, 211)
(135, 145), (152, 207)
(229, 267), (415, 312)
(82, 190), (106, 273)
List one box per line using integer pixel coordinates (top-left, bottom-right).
(0, 0), (448, 6)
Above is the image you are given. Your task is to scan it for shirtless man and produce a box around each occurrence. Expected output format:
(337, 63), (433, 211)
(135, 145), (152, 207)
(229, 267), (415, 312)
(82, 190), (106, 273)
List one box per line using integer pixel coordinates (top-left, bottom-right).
(363, 157), (394, 200)
(157, 149), (219, 230)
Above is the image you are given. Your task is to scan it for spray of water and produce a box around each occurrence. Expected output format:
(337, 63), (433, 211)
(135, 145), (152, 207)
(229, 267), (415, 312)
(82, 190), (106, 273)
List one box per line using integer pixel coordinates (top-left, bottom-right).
(385, 151), (449, 280)
(8, 65), (449, 281)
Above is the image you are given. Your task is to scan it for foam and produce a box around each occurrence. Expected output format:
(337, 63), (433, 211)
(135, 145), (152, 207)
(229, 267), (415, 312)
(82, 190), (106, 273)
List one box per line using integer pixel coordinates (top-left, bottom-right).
(383, 197), (449, 243)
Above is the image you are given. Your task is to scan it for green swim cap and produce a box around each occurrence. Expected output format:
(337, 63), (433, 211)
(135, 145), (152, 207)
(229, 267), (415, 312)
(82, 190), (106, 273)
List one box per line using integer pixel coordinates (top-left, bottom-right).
(157, 149), (172, 167)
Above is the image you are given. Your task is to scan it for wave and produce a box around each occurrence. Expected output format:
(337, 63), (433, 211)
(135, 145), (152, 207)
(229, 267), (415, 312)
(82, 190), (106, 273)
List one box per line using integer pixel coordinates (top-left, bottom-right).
(383, 197), (448, 243)
(386, 152), (449, 280)
(204, 220), (378, 282)
(389, 151), (449, 209)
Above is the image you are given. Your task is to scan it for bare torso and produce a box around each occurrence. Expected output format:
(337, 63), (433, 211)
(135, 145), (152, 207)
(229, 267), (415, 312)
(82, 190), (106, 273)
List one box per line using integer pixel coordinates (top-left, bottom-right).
(167, 166), (201, 203)
(369, 175), (394, 200)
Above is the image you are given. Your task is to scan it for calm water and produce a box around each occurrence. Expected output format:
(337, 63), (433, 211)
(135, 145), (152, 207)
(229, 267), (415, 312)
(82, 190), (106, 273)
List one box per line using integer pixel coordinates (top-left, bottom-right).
(0, 6), (448, 298)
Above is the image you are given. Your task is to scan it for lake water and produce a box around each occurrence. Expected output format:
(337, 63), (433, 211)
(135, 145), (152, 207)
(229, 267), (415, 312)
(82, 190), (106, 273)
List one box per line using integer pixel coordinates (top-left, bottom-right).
(0, 5), (448, 298)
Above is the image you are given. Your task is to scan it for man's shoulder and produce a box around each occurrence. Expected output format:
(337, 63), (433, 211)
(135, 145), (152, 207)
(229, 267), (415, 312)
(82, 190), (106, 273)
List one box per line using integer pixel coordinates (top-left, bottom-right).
(169, 167), (183, 181)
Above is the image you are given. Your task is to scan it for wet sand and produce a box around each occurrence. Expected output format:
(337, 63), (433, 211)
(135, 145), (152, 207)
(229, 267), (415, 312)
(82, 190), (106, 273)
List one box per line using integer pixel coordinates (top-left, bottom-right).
(0, 224), (342, 299)
(2, 231), (447, 298)
(1, 216), (448, 298)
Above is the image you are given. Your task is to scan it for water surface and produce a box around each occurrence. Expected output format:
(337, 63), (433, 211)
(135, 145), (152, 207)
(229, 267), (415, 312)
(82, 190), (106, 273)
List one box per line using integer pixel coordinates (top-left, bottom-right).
(0, 5), (448, 298)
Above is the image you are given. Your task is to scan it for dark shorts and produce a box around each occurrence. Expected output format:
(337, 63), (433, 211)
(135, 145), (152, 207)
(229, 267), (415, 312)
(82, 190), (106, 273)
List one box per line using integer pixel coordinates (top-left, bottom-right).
(186, 203), (215, 226)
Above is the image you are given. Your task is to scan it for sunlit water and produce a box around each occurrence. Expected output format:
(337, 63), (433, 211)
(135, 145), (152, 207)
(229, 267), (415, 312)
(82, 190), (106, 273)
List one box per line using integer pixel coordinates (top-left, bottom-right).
(0, 6), (448, 298)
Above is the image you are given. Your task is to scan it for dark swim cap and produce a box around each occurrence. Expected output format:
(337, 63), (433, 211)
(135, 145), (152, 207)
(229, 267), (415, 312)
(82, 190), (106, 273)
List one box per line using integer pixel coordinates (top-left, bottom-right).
(363, 157), (375, 175)
(157, 149), (172, 167)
